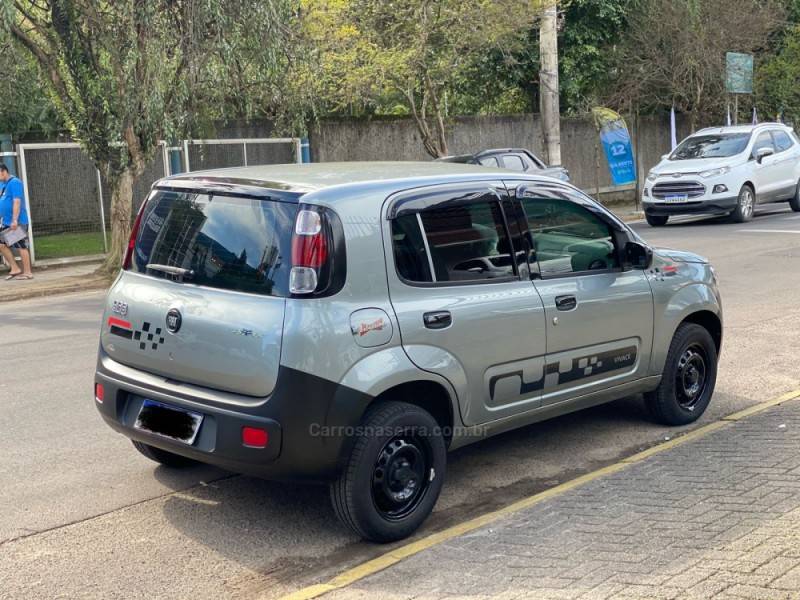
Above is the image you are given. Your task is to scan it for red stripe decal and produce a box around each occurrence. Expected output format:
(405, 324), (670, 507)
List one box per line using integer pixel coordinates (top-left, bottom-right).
(108, 316), (132, 330)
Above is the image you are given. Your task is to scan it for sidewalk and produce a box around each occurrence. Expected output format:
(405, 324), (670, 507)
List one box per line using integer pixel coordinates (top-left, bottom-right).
(0, 261), (109, 303)
(322, 399), (800, 600)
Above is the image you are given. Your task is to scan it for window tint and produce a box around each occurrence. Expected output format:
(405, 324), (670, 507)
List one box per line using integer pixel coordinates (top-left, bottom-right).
(519, 197), (619, 277)
(478, 156), (500, 167)
(502, 155), (526, 171)
(132, 190), (296, 297)
(392, 199), (516, 283)
(774, 131), (794, 152)
(753, 131), (775, 154)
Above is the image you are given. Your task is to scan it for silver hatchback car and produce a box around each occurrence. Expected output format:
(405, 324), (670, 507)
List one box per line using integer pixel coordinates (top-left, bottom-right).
(95, 162), (722, 542)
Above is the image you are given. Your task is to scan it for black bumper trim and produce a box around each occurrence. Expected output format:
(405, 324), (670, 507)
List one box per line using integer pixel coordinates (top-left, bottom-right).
(644, 195), (738, 216)
(95, 364), (374, 482)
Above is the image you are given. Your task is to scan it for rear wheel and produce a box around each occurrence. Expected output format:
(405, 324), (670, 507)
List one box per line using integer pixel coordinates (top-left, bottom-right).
(330, 401), (446, 543)
(790, 180), (800, 212)
(132, 440), (197, 468)
(645, 213), (669, 227)
(731, 184), (755, 222)
(644, 323), (718, 426)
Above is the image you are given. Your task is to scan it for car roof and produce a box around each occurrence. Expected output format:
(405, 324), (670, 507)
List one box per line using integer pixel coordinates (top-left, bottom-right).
(694, 123), (792, 136)
(161, 161), (549, 194)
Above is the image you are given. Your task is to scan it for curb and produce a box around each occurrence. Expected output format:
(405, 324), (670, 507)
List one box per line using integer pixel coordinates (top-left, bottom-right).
(0, 277), (109, 303)
(277, 388), (800, 600)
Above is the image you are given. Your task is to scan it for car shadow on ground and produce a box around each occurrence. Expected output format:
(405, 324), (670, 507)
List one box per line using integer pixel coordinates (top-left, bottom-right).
(652, 206), (791, 228)
(153, 391), (737, 596)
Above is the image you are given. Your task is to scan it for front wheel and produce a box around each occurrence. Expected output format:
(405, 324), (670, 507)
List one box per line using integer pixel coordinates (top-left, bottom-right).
(731, 185), (755, 222)
(790, 180), (800, 212)
(645, 213), (669, 227)
(644, 323), (718, 426)
(330, 401), (446, 543)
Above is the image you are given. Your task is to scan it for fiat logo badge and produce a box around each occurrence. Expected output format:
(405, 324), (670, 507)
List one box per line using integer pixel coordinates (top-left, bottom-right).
(166, 308), (182, 334)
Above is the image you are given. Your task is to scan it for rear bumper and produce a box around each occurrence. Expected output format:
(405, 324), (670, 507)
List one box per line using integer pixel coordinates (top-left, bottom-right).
(643, 195), (738, 217)
(95, 350), (373, 482)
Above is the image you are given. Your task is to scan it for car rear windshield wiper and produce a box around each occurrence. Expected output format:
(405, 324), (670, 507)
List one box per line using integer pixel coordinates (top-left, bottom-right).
(145, 264), (195, 279)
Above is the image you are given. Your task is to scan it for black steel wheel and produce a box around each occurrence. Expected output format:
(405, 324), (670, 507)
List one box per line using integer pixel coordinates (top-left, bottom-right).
(331, 401), (446, 543)
(644, 322), (718, 426)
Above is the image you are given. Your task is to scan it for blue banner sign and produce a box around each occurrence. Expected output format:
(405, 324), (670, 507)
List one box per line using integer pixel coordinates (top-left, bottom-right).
(592, 107), (636, 186)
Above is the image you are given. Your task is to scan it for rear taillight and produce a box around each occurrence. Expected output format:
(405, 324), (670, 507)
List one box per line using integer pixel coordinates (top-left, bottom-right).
(290, 208), (329, 294)
(95, 383), (104, 404)
(123, 200), (148, 270)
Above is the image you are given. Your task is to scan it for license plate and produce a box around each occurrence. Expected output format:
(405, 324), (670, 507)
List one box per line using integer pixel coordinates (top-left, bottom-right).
(134, 399), (204, 445)
(663, 194), (689, 204)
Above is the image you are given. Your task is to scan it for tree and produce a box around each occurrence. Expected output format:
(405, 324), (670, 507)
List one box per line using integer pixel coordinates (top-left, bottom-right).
(608, 0), (784, 131)
(3, 0), (291, 271)
(757, 25), (800, 124)
(298, 0), (541, 158)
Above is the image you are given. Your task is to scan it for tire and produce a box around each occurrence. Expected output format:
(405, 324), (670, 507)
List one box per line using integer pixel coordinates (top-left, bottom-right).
(730, 184), (755, 223)
(790, 180), (800, 212)
(645, 213), (669, 227)
(132, 440), (197, 468)
(644, 323), (718, 426)
(330, 401), (447, 543)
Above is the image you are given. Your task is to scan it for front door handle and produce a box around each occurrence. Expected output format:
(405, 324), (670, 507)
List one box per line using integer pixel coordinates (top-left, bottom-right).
(423, 311), (452, 329)
(555, 295), (577, 311)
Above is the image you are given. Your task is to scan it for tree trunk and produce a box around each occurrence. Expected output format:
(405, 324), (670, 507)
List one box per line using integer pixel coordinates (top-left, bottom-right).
(100, 167), (136, 274)
(539, 0), (562, 166)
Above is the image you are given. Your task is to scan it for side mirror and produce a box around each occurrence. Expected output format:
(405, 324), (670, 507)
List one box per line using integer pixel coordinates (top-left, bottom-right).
(755, 147), (774, 163)
(625, 240), (653, 270)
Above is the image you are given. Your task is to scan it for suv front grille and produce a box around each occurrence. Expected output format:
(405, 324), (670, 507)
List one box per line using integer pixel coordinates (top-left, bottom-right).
(652, 181), (706, 199)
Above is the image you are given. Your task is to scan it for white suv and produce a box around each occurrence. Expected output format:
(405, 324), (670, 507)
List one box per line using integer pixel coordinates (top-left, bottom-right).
(643, 123), (800, 226)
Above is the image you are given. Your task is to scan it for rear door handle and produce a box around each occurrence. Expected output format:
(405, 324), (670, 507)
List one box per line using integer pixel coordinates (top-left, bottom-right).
(555, 295), (577, 311)
(423, 311), (452, 329)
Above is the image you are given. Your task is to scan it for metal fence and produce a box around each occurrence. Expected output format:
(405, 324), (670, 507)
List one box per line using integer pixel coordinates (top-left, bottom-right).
(7, 136), (302, 264)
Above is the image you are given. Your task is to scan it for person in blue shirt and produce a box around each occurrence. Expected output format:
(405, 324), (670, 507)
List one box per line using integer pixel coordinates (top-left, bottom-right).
(0, 163), (32, 280)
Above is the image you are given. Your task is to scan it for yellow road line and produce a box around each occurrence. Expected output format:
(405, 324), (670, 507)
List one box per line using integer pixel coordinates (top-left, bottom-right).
(278, 388), (800, 600)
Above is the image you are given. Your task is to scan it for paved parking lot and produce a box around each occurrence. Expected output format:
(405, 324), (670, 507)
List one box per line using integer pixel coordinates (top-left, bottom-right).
(325, 398), (800, 600)
(1, 206), (800, 599)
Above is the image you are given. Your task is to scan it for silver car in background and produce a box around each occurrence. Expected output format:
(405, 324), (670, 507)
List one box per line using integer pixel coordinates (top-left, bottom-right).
(95, 162), (722, 542)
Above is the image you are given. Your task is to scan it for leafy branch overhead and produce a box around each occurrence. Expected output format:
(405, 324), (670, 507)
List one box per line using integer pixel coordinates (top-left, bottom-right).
(1, 0), (293, 271)
(297, 0), (543, 157)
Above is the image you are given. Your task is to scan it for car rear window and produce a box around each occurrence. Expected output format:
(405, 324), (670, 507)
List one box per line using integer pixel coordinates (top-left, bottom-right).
(131, 190), (297, 297)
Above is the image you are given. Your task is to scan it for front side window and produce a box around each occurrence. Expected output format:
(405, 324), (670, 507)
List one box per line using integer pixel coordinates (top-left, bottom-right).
(670, 133), (751, 160)
(478, 156), (500, 167)
(132, 190), (296, 296)
(392, 198), (515, 283)
(519, 196), (619, 277)
(774, 131), (794, 152)
(752, 131), (775, 155)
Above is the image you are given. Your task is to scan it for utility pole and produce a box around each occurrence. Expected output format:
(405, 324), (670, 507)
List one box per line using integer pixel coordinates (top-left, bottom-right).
(539, 0), (561, 166)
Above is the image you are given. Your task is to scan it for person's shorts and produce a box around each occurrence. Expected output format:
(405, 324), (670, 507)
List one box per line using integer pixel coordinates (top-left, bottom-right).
(0, 224), (29, 250)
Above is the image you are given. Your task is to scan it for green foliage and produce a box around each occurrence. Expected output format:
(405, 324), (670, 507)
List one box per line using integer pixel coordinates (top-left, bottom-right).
(0, 40), (62, 135)
(757, 25), (800, 124)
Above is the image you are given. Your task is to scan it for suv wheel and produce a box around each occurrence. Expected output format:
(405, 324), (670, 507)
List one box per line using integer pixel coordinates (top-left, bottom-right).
(644, 323), (718, 426)
(731, 184), (755, 222)
(132, 440), (197, 467)
(790, 180), (800, 212)
(330, 401), (446, 543)
(645, 213), (669, 227)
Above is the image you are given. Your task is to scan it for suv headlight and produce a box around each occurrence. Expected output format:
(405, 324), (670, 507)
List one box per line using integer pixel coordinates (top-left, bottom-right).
(699, 167), (730, 179)
(646, 171), (658, 182)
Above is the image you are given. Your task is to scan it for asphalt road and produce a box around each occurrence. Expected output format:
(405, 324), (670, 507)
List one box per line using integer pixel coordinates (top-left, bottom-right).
(2, 205), (800, 599)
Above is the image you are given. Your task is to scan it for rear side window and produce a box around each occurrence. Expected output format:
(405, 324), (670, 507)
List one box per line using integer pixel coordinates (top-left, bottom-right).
(519, 196), (619, 277)
(392, 200), (515, 283)
(774, 131), (794, 152)
(132, 190), (297, 297)
(502, 155), (526, 171)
